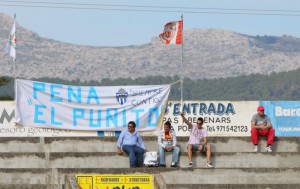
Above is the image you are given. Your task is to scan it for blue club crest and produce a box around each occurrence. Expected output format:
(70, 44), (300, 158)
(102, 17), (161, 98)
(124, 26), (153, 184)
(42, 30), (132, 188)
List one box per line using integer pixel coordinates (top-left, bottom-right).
(116, 88), (128, 105)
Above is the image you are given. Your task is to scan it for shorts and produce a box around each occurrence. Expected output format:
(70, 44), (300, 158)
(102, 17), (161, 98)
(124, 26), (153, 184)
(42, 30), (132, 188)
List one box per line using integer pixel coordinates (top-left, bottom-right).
(188, 144), (207, 153)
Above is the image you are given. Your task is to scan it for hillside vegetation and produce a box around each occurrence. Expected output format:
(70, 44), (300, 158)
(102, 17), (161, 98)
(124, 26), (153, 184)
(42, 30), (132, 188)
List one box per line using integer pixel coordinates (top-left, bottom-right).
(1, 68), (299, 100)
(0, 77), (12, 100)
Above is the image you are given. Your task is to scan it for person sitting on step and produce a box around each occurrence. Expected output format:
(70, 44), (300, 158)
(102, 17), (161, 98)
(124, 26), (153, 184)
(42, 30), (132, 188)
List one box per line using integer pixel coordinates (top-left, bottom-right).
(117, 121), (147, 168)
(157, 121), (180, 167)
(180, 113), (214, 168)
(251, 105), (275, 152)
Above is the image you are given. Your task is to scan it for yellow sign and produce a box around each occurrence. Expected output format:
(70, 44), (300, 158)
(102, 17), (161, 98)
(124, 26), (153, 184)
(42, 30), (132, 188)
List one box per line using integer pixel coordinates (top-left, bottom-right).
(76, 174), (153, 189)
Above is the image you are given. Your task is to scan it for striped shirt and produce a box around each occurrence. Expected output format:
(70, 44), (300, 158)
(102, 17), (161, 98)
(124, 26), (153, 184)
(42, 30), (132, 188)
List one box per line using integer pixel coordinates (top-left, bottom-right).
(158, 129), (177, 148)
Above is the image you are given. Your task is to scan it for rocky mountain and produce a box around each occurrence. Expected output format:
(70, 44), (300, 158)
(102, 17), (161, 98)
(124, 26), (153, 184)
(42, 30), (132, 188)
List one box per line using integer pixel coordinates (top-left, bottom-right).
(1, 13), (300, 81)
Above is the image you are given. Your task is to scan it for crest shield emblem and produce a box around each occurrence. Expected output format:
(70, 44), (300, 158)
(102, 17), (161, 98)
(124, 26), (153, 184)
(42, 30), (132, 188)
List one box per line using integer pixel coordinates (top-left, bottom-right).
(160, 22), (177, 41)
(116, 88), (128, 105)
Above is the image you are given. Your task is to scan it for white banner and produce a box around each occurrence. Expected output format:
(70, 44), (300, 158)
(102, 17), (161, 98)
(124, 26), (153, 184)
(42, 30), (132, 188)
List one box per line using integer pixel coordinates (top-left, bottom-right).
(15, 79), (170, 131)
(0, 101), (98, 137)
(163, 101), (259, 136)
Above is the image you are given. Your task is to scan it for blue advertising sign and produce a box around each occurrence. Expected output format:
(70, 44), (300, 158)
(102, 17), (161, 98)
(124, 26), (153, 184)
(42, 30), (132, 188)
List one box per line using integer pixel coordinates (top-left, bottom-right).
(261, 101), (300, 136)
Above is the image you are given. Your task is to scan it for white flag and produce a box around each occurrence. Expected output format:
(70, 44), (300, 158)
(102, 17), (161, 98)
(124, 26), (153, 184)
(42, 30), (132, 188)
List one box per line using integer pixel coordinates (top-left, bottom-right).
(5, 22), (16, 60)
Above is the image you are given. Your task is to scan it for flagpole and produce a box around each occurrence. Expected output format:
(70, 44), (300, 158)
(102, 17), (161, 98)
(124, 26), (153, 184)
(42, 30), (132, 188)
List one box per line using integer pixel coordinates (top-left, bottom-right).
(180, 14), (184, 113)
(13, 13), (17, 99)
(13, 13), (16, 80)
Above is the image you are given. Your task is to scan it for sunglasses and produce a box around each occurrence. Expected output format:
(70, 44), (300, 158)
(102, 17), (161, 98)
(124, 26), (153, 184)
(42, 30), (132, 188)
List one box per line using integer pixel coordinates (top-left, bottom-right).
(197, 122), (203, 125)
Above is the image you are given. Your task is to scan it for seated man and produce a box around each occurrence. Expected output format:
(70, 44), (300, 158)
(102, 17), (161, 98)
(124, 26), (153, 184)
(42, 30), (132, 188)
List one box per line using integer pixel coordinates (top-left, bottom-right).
(117, 121), (146, 167)
(158, 121), (180, 167)
(251, 105), (275, 152)
(180, 113), (214, 168)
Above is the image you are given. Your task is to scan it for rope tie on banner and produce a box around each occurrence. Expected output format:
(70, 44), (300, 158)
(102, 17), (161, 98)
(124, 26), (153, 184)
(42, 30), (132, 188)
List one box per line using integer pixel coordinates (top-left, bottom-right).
(169, 79), (184, 107)
(170, 79), (184, 107)
(169, 79), (182, 86)
(169, 79), (184, 125)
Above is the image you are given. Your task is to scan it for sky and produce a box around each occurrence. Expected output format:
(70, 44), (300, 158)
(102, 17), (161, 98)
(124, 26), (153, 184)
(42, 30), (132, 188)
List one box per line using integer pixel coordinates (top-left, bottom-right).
(1, 0), (300, 47)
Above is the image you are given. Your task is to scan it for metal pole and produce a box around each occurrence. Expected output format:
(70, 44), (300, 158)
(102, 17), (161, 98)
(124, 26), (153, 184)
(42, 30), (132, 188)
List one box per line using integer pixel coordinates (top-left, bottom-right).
(13, 13), (17, 98)
(13, 13), (16, 78)
(180, 14), (184, 112)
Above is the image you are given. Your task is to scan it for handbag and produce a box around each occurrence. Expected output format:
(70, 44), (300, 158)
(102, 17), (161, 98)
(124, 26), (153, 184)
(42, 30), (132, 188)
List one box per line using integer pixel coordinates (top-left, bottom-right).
(143, 151), (159, 167)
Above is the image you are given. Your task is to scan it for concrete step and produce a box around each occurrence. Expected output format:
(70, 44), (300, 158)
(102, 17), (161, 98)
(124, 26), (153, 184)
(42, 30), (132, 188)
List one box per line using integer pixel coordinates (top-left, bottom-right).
(161, 168), (300, 185)
(0, 169), (51, 185)
(0, 137), (299, 153)
(164, 152), (300, 169)
(47, 152), (300, 169)
(0, 153), (46, 168)
(166, 184), (300, 189)
(1, 168), (300, 185)
(0, 137), (42, 152)
(0, 152), (299, 168)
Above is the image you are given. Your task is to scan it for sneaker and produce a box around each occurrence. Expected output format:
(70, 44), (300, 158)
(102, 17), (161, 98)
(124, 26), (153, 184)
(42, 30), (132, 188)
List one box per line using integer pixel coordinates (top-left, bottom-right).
(188, 162), (193, 168)
(254, 145), (258, 152)
(206, 162), (214, 168)
(171, 162), (178, 167)
(159, 164), (166, 167)
(266, 146), (272, 152)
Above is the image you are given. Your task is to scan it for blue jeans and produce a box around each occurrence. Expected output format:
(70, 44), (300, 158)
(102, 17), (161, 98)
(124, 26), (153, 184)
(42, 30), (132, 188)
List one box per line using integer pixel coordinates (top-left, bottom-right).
(159, 146), (180, 165)
(122, 145), (145, 167)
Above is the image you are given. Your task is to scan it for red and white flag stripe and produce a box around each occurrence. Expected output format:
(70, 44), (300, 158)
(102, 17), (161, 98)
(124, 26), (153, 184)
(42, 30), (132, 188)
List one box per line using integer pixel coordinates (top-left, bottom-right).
(159, 20), (183, 45)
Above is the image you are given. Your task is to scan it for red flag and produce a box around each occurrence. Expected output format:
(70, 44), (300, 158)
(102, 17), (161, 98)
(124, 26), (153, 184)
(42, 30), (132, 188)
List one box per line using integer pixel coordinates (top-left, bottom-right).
(159, 20), (183, 45)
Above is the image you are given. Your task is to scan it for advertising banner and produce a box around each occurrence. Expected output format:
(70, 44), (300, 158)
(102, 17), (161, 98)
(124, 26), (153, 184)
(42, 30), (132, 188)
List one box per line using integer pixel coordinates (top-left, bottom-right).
(15, 79), (170, 131)
(163, 101), (258, 136)
(0, 101), (97, 137)
(164, 101), (300, 137)
(261, 101), (300, 136)
(2, 100), (299, 137)
(76, 174), (153, 189)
